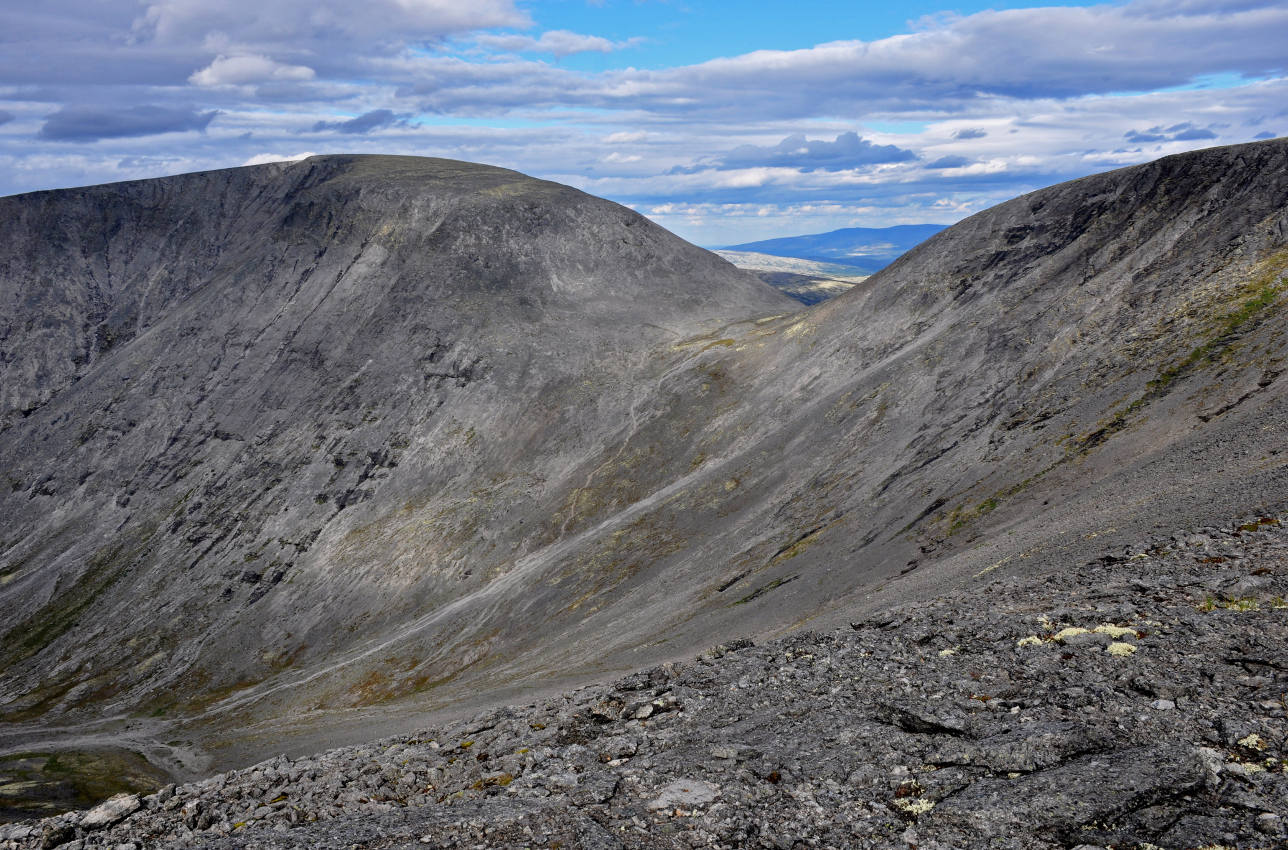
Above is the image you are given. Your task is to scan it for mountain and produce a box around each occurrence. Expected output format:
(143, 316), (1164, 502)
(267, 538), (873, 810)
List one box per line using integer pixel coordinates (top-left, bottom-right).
(722, 223), (948, 272)
(0, 155), (795, 792)
(3, 140), (1288, 829)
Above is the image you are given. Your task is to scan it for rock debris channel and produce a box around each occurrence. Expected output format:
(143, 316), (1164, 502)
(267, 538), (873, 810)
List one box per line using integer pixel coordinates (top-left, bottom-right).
(4, 515), (1285, 849)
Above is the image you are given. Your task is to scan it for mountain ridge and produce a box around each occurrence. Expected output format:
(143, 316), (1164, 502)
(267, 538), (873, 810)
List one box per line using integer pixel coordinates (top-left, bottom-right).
(2, 141), (1288, 825)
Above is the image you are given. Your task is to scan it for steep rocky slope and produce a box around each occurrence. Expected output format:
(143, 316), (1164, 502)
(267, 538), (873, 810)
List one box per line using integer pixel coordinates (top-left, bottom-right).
(5, 513), (1285, 848)
(2, 141), (1288, 818)
(0, 155), (795, 781)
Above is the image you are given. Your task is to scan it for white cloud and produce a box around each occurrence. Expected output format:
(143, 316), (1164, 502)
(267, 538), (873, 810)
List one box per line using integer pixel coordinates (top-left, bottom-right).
(190, 55), (315, 86)
(241, 151), (316, 166)
(475, 29), (642, 58)
(605, 131), (647, 143)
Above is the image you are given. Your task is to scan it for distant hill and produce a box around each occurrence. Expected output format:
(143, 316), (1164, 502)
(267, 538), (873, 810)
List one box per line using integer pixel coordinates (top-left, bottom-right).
(723, 223), (948, 272)
(713, 250), (868, 304)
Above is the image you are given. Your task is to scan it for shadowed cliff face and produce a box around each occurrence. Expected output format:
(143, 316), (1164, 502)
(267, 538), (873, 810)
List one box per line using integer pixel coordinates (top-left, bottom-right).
(2, 143), (1288, 783)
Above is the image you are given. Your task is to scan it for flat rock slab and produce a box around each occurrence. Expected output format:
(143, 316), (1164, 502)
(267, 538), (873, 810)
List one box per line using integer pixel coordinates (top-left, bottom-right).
(79, 793), (141, 829)
(646, 778), (719, 811)
(930, 744), (1207, 841)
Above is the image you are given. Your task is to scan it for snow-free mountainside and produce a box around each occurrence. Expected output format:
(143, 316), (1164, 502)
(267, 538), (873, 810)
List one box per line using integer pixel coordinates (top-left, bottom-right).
(2, 140), (1288, 847)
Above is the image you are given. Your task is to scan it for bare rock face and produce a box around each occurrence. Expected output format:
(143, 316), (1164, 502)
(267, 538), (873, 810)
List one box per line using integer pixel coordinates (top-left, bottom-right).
(2, 140), (1288, 809)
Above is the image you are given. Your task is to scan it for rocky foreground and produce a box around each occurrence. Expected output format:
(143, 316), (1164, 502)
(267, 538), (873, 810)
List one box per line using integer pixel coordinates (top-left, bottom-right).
(5, 515), (1288, 850)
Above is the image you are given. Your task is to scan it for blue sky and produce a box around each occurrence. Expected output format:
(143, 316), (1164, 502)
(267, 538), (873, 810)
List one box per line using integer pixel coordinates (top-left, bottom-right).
(0, 0), (1285, 244)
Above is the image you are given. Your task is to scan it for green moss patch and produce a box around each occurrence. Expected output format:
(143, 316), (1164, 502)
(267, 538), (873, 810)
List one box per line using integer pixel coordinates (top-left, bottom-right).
(0, 748), (170, 823)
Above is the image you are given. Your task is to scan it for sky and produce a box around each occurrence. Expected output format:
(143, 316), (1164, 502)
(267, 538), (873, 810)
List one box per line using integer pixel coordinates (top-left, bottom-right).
(0, 0), (1285, 246)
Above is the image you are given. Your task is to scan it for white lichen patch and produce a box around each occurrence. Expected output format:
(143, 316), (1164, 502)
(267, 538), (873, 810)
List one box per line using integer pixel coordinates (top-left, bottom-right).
(1017, 622), (1140, 650)
(1238, 733), (1266, 750)
(1106, 642), (1137, 656)
(892, 798), (936, 816)
(938, 647), (958, 657)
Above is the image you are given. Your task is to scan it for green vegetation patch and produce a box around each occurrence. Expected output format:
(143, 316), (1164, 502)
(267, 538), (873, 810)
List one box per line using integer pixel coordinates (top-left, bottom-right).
(0, 547), (128, 669)
(930, 251), (1288, 543)
(0, 515), (161, 673)
(944, 466), (1054, 537)
(0, 748), (170, 824)
(1072, 248), (1288, 454)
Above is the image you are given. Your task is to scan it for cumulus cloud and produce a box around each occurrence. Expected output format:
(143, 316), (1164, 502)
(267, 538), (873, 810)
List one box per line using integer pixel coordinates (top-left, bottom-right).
(1124, 122), (1219, 143)
(189, 54), (315, 86)
(475, 29), (642, 58)
(1253, 130), (1277, 139)
(397, 2), (1288, 122)
(713, 132), (916, 172)
(242, 151), (316, 166)
(687, 2), (1288, 105)
(0, 0), (528, 89)
(38, 105), (217, 142)
(312, 109), (404, 134)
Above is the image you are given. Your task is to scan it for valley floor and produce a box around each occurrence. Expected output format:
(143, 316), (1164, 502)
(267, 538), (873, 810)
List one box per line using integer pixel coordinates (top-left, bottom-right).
(4, 515), (1287, 849)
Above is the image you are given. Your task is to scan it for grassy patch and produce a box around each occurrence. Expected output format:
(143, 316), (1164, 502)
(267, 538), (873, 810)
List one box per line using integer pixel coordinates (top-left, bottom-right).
(943, 467), (1054, 537)
(0, 516), (161, 674)
(1199, 595), (1262, 612)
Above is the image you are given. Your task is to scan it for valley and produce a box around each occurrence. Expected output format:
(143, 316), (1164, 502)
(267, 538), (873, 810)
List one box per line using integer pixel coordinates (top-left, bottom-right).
(1, 139), (1287, 847)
